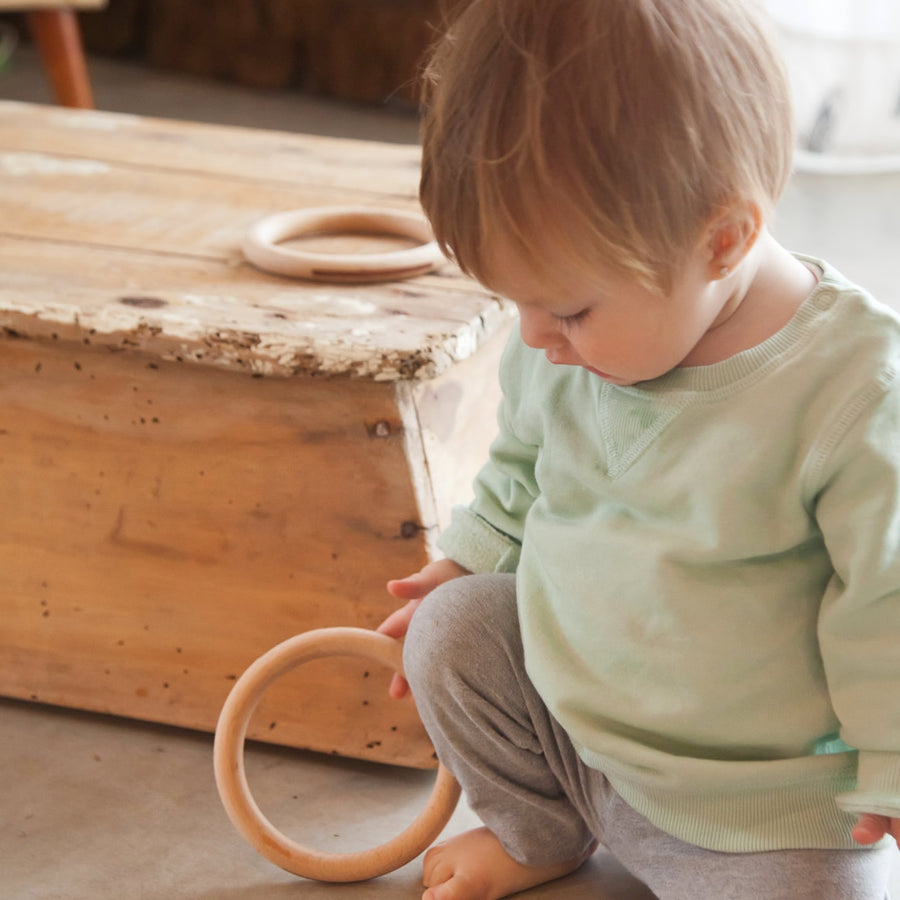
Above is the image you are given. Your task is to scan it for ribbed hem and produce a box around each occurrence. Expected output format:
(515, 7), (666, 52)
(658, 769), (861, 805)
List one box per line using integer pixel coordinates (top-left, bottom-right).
(837, 751), (900, 818)
(577, 745), (879, 852)
(437, 505), (521, 574)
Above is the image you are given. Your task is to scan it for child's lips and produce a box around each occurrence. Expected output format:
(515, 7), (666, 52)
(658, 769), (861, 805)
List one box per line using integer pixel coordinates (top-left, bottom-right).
(545, 353), (615, 381)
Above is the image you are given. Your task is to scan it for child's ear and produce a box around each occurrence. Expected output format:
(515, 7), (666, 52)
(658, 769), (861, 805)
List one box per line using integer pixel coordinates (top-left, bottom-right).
(704, 200), (763, 278)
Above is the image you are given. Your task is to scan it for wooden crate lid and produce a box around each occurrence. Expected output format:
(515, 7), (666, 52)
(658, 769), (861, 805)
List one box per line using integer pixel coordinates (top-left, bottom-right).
(0, 101), (514, 381)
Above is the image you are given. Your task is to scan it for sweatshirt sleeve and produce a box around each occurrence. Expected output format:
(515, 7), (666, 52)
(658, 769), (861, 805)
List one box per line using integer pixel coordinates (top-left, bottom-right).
(810, 366), (900, 818)
(437, 331), (540, 574)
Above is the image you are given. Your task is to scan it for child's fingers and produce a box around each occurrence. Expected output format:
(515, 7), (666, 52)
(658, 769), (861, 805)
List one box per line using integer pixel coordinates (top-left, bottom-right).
(380, 559), (469, 699)
(388, 559), (470, 603)
(376, 600), (417, 639)
(377, 605), (416, 698)
(851, 813), (889, 845)
(387, 575), (430, 601)
(388, 672), (410, 699)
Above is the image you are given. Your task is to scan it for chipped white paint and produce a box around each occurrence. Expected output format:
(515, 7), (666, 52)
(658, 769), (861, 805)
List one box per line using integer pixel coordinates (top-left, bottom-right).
(450, 328), (480, 360)
(0, 280), (516, 381)
(181, 293), (245, 308)
(0, 152), (110, 178)
(266, 293), (308, 308)
(303, 294), (380, 316)
(1, 102), (517, 381)
(333, 298), (379, 316)
(179, 291), (379, 319)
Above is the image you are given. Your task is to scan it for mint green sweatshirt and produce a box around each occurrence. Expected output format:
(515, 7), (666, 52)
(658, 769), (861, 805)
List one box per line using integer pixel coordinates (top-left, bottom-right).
(438, 257), (900, 852)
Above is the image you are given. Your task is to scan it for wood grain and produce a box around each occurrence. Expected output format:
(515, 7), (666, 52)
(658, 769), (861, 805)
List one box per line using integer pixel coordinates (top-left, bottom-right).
(0, 103), (513, 766)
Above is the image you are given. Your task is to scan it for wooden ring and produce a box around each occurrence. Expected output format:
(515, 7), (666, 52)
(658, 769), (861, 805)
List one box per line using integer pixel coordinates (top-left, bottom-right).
(213, 627), (461, 882)
(242, 206), (445, 283)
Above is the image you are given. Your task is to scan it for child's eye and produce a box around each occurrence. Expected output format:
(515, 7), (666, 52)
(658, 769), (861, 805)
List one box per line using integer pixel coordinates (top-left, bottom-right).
(554, 308), (591, 328)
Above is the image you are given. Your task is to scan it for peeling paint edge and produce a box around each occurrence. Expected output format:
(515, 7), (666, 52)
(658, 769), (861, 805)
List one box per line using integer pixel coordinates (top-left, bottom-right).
(0, 301), (517, 382)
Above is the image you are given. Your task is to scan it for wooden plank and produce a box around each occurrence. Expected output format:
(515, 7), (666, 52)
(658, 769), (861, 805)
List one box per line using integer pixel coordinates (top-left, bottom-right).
(0, 104), (513, 382)
(0, 237), (511, 380)
(0, 146), (415, 256)
(0, 334), (437, 767)
(0, 103), (513, 765)
(404, 324), (511, 543)
(0, 100), (425, 197)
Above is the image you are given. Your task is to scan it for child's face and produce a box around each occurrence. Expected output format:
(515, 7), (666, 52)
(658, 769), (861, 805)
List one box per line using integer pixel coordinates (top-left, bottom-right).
(483, 240), (731, 386)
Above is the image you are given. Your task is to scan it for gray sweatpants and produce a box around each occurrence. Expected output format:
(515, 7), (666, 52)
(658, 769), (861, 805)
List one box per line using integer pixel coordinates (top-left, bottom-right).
(403, 573), (896, 900)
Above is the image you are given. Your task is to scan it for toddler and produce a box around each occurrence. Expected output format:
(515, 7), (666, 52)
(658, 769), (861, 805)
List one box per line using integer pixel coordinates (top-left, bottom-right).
(378, 1), (900, 898)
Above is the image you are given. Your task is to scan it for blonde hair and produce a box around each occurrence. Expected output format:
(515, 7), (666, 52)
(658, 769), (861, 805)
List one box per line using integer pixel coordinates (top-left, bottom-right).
(419, 0), (794, 292)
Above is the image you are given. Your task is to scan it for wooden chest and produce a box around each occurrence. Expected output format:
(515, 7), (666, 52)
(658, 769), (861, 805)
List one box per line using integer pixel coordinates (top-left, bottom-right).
(0, 101), (513, 768)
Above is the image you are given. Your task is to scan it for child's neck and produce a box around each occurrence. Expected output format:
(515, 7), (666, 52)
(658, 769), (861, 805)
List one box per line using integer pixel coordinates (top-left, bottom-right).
(684, 232), (818, 368)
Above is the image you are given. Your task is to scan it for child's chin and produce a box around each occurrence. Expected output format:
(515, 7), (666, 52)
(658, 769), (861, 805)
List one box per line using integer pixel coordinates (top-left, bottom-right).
(584, 366), (630, 384)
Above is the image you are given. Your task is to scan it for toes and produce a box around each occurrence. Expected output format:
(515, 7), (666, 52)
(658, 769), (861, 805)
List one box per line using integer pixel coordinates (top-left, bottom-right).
(422, 842), (453, 888)
(422, 842), (472, 900)
(423, 873), (470, 900)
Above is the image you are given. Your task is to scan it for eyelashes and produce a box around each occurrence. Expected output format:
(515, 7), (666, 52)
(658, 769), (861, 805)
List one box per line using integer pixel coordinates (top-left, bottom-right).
(554, 308), (591, 328)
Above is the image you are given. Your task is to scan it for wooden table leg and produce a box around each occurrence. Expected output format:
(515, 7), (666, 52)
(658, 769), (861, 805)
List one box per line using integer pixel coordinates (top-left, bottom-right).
(27, 9), (95, 109)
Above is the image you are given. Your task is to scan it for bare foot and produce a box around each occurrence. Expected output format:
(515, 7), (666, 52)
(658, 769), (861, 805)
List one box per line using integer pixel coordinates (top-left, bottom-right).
(421, 826), (593, 900)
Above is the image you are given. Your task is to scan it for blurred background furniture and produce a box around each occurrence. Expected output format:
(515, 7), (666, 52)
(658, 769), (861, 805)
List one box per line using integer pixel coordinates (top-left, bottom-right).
(5, 0), (439, 108)
(0, 0), (106, 107)
(764, 0), (900, 165)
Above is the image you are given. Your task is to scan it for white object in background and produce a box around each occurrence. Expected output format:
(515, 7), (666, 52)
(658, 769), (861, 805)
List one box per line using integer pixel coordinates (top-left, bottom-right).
(764, 0), (900, 171)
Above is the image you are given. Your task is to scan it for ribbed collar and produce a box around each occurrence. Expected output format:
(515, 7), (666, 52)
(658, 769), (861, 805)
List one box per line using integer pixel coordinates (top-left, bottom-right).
(617, 255), (845, 399)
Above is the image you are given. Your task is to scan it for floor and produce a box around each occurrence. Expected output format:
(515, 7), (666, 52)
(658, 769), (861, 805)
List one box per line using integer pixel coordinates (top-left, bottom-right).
(2, 39), (900, 900)
(0, 41), (421, 144)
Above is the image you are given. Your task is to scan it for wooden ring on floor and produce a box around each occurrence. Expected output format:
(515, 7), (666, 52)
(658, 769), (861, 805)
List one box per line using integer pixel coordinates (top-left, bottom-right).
(213, 626), (461, 882)
(242, 206), (445, 283)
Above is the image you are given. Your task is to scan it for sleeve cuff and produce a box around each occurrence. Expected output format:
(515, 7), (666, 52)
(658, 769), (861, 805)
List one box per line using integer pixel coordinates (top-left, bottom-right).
(436, 505), (521, 574)
(836, 751), (900, 818)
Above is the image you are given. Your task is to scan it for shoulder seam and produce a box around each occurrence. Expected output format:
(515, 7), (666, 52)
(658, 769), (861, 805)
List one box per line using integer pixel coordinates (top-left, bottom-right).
(804, 365), (899, 495)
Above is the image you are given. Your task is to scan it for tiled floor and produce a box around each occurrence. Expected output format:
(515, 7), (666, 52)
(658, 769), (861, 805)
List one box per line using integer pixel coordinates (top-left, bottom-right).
(2, 39), (900, 900)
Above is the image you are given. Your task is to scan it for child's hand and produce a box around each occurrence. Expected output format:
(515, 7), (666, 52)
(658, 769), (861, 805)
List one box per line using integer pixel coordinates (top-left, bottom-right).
(852, 814), (900, 845)
(377, 558), (470, 699)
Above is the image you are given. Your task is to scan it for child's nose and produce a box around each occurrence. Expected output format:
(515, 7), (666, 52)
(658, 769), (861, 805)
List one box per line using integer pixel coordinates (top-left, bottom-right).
(518, 307), (562, 351)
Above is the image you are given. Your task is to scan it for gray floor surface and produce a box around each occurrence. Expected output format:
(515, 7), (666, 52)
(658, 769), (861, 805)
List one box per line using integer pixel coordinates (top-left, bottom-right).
(2, 38), (900, 900)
